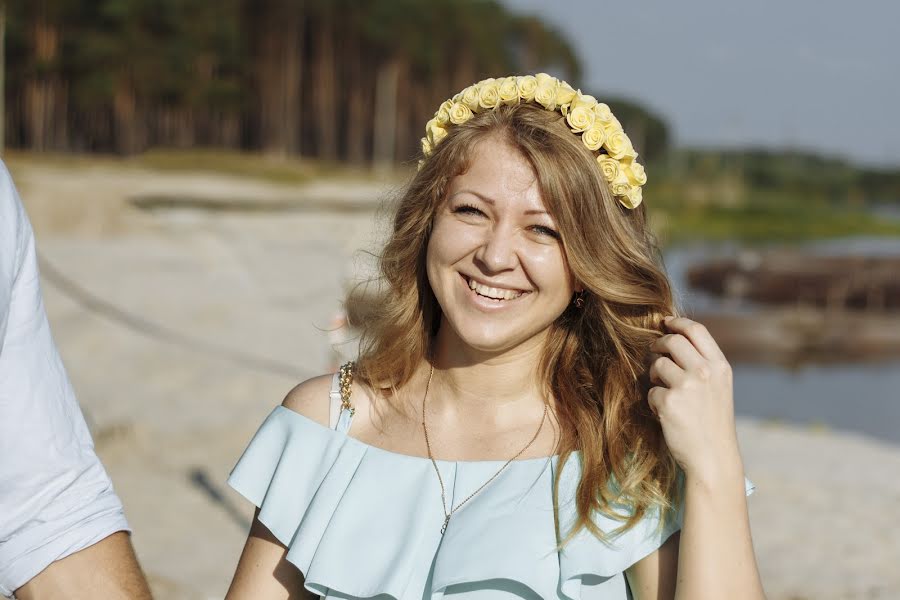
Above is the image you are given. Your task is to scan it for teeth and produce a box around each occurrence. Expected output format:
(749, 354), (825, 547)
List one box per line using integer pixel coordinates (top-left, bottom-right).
(467, 277), (525, 300)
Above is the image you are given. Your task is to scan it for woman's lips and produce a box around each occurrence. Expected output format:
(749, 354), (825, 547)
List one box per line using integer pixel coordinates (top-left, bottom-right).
(459, 273), (532, 305)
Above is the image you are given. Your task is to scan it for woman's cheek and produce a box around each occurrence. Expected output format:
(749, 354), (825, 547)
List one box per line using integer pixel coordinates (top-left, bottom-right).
(432, 218), (486, 261)
(521, 242), (566, 277)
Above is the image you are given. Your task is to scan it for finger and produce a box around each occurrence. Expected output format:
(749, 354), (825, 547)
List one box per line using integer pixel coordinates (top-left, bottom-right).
(649, 355), (685, 388)
(651, 333), (705, 371)
(663, 316), (727, 362)
(647, 385), (668, 418)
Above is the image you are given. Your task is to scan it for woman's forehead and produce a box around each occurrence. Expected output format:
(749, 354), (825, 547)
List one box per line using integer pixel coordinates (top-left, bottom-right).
(449, 138), (548, 213)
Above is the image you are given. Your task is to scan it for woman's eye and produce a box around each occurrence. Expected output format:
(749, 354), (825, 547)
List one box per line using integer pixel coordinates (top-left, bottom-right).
(452, 204), (485, 217)
(531, 225), (561, 239)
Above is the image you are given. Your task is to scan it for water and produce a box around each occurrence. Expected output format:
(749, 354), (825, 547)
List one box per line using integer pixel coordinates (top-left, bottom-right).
(732, 360), (900, 444)
(663, 236), (900, 446)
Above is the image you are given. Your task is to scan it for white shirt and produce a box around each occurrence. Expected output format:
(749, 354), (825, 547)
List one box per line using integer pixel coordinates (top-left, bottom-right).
(0, 161), (129, 596)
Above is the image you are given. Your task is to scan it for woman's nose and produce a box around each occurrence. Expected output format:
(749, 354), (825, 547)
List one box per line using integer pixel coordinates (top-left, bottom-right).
(474, 225), (519, 273)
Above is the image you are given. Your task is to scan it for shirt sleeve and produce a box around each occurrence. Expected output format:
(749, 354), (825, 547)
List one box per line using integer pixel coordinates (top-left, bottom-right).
(0, 161), (131, 596)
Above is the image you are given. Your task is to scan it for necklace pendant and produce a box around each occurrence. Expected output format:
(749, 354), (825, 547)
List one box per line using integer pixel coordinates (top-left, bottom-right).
(440, 514), (450, 535)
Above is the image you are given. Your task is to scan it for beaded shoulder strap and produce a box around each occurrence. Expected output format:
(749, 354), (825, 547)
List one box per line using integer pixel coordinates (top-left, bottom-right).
(338, 361), (356, 416)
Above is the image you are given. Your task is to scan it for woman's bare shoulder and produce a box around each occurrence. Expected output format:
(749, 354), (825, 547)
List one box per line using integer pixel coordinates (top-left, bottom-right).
(280, 373), (337, 428)
(282, 368), (379, 430)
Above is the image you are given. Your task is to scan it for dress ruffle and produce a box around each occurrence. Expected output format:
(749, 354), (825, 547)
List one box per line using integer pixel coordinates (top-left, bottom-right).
(228, 406), (755, 599)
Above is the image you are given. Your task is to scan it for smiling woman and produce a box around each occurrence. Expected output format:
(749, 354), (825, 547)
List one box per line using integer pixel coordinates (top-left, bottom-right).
(224, 76), (764, 600)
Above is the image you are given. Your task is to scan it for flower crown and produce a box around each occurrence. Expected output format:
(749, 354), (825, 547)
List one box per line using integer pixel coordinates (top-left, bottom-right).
(418, 73), (647, 209)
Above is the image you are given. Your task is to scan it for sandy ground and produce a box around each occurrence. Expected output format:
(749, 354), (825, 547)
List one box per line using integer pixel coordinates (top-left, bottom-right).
(7, 160), (900, 599)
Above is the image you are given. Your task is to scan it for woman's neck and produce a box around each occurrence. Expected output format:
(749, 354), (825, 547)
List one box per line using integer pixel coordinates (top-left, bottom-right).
(424, 323), (550, 426)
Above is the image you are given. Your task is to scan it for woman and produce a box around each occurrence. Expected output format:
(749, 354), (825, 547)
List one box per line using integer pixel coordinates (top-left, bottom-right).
(225, 74), (764, 599)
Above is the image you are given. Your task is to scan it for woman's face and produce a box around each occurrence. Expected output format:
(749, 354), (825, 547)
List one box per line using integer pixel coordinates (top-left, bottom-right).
(426, 135), (578, 356)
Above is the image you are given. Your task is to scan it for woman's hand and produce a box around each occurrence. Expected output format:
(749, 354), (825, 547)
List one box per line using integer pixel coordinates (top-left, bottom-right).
(648, 315), (743, 483)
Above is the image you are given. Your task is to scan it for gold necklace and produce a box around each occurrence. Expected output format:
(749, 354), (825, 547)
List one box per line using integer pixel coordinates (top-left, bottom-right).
(421, 364), (548, 535)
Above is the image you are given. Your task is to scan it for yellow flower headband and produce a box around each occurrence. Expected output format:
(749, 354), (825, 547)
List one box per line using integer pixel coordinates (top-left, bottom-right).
(418, 73), (647, 209)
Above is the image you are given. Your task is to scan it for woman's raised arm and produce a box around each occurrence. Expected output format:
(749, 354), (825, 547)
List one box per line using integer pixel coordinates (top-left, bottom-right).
(629, 315), (765, 599)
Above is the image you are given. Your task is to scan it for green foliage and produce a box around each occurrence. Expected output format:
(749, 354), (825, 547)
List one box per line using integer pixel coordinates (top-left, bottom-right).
(645, 153), (900, 246)
(653, 148), (900, 207)
(651, 200), (900, 247)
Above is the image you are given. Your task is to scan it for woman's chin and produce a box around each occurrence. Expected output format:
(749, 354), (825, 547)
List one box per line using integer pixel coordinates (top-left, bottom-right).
(445, 323), (546, 357)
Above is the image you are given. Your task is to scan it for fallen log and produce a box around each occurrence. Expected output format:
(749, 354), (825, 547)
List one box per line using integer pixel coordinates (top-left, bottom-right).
(687, 251), (900, 312)
(691, 306), (900, 366)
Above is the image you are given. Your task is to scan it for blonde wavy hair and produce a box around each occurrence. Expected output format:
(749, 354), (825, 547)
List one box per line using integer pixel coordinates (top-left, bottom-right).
(346, 101), (682, 546)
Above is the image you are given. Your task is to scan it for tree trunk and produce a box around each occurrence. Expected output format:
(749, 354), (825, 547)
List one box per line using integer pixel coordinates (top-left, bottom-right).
(24, 10), (65, 151)
(344, 32), (365, 165)
(112, 74), (144, 154)
(451, 46), (476, 92)
(373, 58), (399, 174)
(251, 0), (302, 156)
(393, 58), (410, 164)
(411, 81), (431, 162)
(311, 5), (336, 160)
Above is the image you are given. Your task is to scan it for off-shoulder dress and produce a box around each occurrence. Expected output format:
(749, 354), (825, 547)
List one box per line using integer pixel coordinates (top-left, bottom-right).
(228, 371), (755, 599)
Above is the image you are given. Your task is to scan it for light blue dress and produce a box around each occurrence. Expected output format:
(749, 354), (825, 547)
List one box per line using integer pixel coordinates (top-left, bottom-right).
(227, 372), (755, 599)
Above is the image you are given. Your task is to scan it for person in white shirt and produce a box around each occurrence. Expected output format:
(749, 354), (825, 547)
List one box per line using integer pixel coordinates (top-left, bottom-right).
(0, 161), (152, 599)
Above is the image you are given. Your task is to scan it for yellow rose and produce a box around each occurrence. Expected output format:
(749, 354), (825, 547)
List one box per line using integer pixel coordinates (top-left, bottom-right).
(478, 80), (500, 109)
(555, 81), (577, 106)
(610, 173), (632, 198)
(602, 115), (622, 136)
(535, 72), (556, 87)
(421, 137), (433, 156)
(460, 85), (480, 111)
(626, 161), (647, 186)
(425, 118), (448, 146)
(581, 122), (607, 151)
(570, 93), (598, 112)
(593, 102), (615, 124)
(435, 99), (453, 126)
(597, 156), (619, 182)
(449, 102), (473, 125)
(417, 159), (425, 170)
(498, 77), (519, 104)
(604, 129), (635, 160)
(533, 73), (559, 110)
(566, 104), (595, 133)
(517, 75), (537, 101)
(621, 185), (643, 209)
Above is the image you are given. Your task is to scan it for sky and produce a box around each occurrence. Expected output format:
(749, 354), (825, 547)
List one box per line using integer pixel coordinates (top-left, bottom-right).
(500, 0), (900, 167)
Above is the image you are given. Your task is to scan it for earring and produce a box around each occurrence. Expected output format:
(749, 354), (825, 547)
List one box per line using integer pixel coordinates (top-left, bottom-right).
(573, 290), (585, 308)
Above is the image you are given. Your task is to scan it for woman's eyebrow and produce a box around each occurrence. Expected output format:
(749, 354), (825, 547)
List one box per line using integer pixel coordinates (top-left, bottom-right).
(451, 190), (549, 215)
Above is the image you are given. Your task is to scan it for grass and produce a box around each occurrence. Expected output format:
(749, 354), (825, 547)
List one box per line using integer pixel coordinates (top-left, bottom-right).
(651, 204), (900, 246)
(4, 148), (408, 185)
(647, 182), (900, 247)
(134, 149), (319, 183)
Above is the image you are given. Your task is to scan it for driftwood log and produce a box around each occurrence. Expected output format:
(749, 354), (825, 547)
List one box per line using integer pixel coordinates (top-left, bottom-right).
(687, 251), (900, 312)
(691, 307), (900, 366)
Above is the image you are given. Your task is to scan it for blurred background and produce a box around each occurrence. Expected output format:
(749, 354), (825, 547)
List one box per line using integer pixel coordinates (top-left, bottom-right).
(2, 0), (899, 598)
